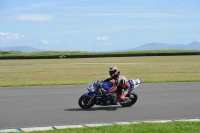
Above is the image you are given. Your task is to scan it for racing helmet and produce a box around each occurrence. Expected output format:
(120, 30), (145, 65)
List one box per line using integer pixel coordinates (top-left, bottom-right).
(109, 66), (118, 77)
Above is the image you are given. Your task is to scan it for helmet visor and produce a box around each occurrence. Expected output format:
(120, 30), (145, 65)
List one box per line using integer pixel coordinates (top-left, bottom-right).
(109, 71), (115, 77)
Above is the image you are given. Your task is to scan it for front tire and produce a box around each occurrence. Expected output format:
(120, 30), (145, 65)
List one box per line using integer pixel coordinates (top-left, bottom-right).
(78, 95), (95, 109)
(120, 92), (138, 107)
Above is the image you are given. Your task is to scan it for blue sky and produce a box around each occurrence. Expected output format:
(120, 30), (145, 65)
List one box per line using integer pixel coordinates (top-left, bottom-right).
(0, 0), (200, 51)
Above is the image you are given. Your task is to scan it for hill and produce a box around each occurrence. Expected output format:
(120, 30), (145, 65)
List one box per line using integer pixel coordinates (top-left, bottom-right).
(0, 46), (44, 52)
(128, 41), (200, 51)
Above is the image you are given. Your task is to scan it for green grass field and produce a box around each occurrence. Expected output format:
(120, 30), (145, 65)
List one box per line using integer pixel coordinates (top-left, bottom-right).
(0, 56), (200, 87)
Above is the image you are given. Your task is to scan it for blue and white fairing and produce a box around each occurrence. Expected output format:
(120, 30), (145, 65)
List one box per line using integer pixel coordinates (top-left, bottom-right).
(84, 78), (101, 97)
(128, 79), (142, 92)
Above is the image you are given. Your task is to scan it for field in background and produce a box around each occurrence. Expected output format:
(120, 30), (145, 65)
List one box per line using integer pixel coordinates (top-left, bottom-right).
(0, 56), (200, 87)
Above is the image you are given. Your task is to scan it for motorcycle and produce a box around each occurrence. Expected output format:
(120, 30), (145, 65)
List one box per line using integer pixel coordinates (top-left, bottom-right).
(78, 77), (142, 109)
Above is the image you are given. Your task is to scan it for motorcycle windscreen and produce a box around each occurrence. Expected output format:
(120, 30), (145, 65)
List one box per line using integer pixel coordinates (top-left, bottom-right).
(102, 82), (114, 91)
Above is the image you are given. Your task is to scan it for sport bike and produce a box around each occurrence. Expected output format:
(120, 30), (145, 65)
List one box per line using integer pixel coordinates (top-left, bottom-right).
(78, 77), (142, 109)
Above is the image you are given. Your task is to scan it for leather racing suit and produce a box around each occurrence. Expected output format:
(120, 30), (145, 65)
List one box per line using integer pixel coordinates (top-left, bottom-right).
(103, 72), (130, 101)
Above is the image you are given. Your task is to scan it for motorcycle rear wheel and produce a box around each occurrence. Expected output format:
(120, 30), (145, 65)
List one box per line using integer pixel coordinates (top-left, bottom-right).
(78, 95), (95, 109)
(119, 92), (138, 107)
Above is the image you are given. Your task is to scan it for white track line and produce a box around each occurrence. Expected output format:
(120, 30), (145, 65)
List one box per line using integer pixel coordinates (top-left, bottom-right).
(20, 127), (53, 132)
(53, 125), (84, 129)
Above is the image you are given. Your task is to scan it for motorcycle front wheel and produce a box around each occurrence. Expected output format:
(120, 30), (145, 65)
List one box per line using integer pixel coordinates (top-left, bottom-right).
(119, 92), (138, 107)
(78, 95), (95, 109)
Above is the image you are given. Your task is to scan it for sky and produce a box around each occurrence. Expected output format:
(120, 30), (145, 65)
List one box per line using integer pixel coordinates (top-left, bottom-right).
(0, 0), (200, 52)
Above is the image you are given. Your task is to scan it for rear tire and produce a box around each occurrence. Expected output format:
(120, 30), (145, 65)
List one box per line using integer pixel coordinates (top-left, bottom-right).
(120, 92), (138, 107)
(78, 95), (95, 109)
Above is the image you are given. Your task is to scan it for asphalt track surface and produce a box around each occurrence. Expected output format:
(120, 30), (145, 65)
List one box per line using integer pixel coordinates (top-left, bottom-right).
(0, 83), (200, 129)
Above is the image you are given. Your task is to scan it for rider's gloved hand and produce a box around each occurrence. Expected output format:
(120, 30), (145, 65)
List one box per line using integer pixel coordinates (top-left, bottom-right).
(106, 91), (110, 94)
(101, 88), (107, 94)
(100, 80), (104, 83)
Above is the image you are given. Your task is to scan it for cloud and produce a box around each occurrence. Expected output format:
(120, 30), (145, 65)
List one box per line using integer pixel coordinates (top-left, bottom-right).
(41, 40), (49, 45)
(0, 32), (63, 48)
(41, 39), (62, 45)
(193, 36), (200, 41)
(59, 12), (190, 18)
(96, 36), (110, 41)
(11, 14), (54, 22)
(56, 23), (200, 36)
(0, 32), (25, 43)
(9, 2), (55, 12)
(51, 40), (62, 44)
(99, 43), (111, 46)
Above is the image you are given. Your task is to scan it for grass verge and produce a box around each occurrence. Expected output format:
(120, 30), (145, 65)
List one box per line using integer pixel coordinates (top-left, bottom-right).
(19, 121), (200, 133)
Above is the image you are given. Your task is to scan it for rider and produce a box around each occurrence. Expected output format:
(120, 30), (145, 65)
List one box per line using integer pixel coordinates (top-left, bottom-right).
(102, 66), (130, 102)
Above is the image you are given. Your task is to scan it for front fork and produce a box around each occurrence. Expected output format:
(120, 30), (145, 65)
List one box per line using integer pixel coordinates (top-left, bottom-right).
(83, 93), (95, 105)
(87, 96), (95, 105)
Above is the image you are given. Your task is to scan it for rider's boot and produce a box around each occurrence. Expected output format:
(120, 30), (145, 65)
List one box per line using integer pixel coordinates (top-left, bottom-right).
(119, 93), (126, 101)
(119, 88), (129, 102)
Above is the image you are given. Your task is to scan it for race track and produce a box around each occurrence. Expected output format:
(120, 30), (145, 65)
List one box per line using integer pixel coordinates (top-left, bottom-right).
(0, 83), (200, 129)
